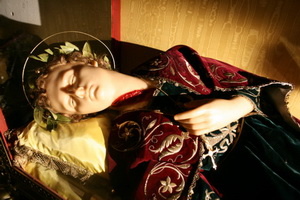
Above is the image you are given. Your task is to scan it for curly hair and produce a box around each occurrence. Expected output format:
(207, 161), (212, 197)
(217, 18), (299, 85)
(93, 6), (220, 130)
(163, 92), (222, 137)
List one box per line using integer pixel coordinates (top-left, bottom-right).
(34, 51), (111, 121)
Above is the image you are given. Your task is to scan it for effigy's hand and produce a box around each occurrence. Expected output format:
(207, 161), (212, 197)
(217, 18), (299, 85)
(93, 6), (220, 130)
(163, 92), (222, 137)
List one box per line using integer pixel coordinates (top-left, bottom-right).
(174, 97), (254, 135)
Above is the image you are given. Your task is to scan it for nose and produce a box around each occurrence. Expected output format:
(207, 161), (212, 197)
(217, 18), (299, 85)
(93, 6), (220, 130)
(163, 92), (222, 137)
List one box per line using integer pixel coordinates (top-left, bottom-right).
(75, 86), (86, 98)
(68, 86), (85, 98)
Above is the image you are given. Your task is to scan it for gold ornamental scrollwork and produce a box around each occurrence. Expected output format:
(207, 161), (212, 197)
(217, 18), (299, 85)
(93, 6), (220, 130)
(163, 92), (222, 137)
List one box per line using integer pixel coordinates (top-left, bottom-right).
(112, 120), (143, 152)
(144, 162), (190, 199)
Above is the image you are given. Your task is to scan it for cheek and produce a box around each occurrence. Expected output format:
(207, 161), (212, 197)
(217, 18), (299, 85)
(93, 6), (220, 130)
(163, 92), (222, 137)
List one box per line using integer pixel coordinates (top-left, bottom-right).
(47, 95), (67, 114)
(76, 101), (101, 114)
(76, 100), (111, 114)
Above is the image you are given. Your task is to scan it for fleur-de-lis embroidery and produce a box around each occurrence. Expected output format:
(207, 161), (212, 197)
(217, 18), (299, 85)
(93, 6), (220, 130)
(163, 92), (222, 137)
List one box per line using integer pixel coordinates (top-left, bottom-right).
(160, 176), (177, 193)
(205, 189), (220, 200)
(112, 121), (143, 152)
(144, 162), (187, 199)
(201, 147), (219, 170)
(121, 127), (134, 141)
(152, 59), (162, 67)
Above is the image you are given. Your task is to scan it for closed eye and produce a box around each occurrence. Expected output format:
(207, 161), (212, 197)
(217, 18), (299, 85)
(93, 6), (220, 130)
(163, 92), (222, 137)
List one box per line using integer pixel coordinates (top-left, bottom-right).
(70, 74), (77, 85)
(70, 97), (77, 109)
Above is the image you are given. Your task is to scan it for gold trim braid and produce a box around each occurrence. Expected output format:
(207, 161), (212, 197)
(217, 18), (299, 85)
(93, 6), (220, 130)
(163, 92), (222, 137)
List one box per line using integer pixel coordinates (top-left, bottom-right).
(13, 145), (93, 182)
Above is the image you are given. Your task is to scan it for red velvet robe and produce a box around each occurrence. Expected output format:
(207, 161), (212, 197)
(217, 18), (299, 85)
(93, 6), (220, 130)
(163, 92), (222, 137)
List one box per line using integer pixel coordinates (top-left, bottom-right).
(108, 45), (300, 200)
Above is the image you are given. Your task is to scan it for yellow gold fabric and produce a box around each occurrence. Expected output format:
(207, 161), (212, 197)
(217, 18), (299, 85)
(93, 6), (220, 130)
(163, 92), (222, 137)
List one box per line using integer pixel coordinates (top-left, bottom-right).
(24, 162), (111, 200)
(14, 113), (112, 199)
(17, 114), (111, 175)
(25, 163), (84, 200)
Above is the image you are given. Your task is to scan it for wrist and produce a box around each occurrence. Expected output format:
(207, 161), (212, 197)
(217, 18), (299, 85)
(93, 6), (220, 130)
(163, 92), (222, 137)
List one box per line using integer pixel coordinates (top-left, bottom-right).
(231, 96), (254, 116)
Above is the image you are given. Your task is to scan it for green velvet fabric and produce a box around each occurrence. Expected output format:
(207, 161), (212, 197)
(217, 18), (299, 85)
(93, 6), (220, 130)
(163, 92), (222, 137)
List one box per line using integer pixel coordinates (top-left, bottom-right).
(201, 115), (300, 200)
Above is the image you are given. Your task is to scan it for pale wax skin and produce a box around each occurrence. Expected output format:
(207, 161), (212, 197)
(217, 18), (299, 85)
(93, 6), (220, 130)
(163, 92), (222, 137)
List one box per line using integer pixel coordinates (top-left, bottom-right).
(44, 62), (254, 135)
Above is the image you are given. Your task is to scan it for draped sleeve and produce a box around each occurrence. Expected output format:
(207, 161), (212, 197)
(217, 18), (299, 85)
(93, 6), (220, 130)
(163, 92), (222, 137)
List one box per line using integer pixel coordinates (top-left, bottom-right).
(108, 45), (300, 200)
(132, 45), (300, 132)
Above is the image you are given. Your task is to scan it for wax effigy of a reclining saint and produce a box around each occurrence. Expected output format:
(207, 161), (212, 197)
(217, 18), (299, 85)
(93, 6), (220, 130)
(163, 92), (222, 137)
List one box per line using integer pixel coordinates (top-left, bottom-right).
(11, 31), (300, 200)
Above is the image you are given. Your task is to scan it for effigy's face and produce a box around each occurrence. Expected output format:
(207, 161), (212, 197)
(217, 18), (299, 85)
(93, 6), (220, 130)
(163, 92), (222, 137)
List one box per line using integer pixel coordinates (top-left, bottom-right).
(44, 63), (115, 115)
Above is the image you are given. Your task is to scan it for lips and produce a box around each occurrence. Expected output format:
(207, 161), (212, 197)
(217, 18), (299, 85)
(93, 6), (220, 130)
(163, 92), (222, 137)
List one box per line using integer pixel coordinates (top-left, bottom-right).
(88, 85), (96, 100)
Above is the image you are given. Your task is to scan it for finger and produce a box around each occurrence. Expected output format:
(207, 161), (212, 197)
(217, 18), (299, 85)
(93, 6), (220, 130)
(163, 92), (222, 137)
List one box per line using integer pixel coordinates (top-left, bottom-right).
(174, 108), (206, 121)
(180, 121), (208, 131)
(176, 116), (207, 125)
(186, 128), (210, 136)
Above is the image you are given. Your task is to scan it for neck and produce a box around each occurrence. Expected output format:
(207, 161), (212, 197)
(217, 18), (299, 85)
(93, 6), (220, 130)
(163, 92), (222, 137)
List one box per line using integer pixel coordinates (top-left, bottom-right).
(108, 71), (152, 101)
